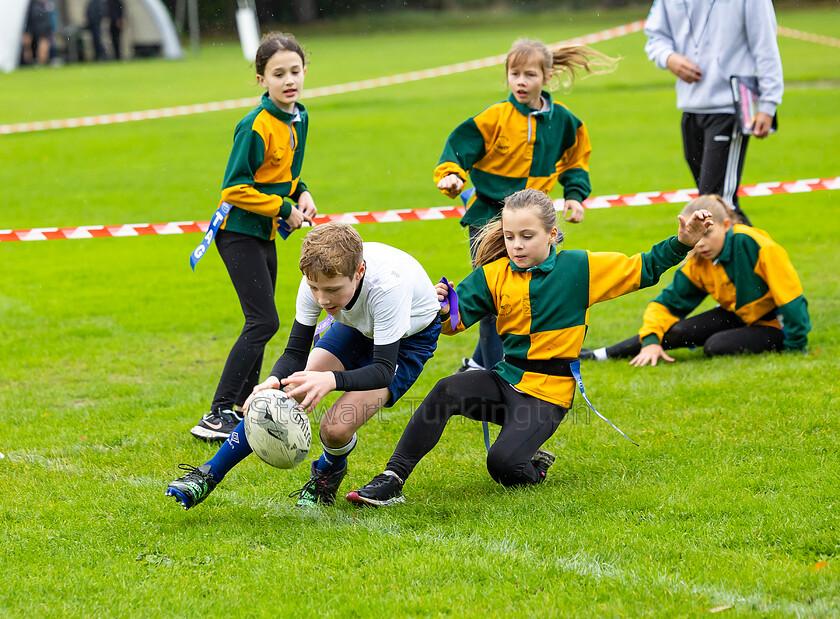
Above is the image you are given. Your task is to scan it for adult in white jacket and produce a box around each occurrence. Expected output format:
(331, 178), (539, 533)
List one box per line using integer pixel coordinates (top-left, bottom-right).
(644, 0), (783, 225)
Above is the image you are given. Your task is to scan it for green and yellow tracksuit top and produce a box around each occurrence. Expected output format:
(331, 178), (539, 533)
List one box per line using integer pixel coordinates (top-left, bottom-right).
(639, 225), (811, 351)
(444, 236), (693, 407)
(218, 92), (309, 241)
(433, 91), (592, 229)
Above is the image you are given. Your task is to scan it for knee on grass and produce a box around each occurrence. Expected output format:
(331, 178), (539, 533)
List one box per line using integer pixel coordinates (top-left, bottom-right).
(702, 332), (743, 357)
(486, 451), (531, 487)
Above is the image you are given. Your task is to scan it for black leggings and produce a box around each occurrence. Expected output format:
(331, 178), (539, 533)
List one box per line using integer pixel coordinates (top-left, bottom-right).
(387, 371), (567, 487)
(606, 307), (784, 358)
(211, 230), (279, 411)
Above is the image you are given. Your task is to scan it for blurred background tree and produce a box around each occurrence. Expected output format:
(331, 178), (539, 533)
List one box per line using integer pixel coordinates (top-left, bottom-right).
(161, 0), (817, 30)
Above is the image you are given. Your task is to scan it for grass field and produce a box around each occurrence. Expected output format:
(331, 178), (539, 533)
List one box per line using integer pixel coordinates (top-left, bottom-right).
(1, 5), (839, 616)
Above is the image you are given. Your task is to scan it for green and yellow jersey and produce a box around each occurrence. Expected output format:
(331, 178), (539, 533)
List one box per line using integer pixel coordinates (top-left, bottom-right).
(218, 92), (309, 241)
(433, 91), (591, 229)
(444, 237), (693, 407)
(639, 226), (810, 351)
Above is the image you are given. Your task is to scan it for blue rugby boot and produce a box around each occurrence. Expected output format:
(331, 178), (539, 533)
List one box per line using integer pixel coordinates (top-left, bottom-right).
(165, 464), (218, 509)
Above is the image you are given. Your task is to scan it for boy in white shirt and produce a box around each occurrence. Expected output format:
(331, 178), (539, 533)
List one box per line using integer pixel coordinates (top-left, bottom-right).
(166, 223), (441, 508)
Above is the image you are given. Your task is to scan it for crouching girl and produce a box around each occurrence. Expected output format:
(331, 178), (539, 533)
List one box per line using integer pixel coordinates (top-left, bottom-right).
(346, 188), (712, 506)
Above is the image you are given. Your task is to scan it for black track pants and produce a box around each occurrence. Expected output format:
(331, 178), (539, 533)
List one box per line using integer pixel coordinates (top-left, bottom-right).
(387, 370), (567, 487)
(606, 307), (784, 358)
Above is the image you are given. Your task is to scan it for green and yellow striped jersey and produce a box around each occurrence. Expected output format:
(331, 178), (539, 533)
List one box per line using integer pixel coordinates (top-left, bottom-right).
(445, 237), (692, 406)
(433, 91), (591, 228)
(640, 226), (810, 351)
(218, 93), (309, 240)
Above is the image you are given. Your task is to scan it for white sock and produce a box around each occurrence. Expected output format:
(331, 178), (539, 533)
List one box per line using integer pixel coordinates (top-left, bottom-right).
(593, 347), (608, 361)
(467, 358), (484, 370)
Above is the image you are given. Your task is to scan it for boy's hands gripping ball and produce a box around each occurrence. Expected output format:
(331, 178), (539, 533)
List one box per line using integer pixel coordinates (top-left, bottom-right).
(244, 389), (312, 469)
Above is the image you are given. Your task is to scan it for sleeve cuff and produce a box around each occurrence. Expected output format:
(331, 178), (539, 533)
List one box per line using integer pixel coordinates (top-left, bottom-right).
(641, 333), (661, 347)
(332, 370), (345, 391)
(668, 236), (693, 255)
(277, 200), (292, 219)
(757, 102), (777, 117)
(291, 182), (309, 202)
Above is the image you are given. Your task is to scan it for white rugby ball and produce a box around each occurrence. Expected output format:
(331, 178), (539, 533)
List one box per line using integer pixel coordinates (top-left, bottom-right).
(244, 389), (311, 469)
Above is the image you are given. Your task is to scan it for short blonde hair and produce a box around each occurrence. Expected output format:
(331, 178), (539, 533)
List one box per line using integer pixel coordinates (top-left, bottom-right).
(299, 223), (364, 279)
(681, 195), (731, 225)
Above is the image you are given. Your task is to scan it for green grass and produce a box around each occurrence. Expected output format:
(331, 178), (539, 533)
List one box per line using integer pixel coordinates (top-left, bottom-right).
(1, 5), (839, 617)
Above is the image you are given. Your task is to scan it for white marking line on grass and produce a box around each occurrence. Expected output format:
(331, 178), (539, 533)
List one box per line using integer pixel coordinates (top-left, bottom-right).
(0, 21), (646, 136)
(2, 176), (836, 243)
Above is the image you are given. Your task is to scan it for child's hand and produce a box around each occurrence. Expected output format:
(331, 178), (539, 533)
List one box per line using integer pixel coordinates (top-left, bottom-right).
(297, 191), (318, 219)
(435, 281), (451, 314)
(243, 376), (281, 412)
(629, 344), (674, 367)
(556, 198), (584, 223)
(437, 174), (464, 198)
(281, 370), (337, 412)
(285, 205), (308, 230)
(677, 209), (714, 246)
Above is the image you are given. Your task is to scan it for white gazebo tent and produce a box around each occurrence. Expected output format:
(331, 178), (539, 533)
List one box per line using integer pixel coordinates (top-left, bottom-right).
(1, 0), (182, 72)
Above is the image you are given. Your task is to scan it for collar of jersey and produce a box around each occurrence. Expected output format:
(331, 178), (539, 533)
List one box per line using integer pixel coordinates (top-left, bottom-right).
(509, 246), (558, 273)
(261, 92), (305, 123)
(712, 228), (735, 265)
(507, 90), (554, 117)
(343, 263), (366, 311)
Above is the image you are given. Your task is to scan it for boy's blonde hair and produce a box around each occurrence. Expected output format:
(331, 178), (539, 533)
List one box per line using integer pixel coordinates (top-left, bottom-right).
(681, 195), (731, 225)
(473, 189), (558, 268)
(299, 223), (364, 280)
(505, 39), (619, 89)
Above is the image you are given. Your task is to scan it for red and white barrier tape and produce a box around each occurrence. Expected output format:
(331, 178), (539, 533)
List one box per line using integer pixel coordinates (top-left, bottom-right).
(2, 176), (836, 243)
(1, 21), (648, 136)
(2, 23), (835, 137)
(777, 26), (840, 49)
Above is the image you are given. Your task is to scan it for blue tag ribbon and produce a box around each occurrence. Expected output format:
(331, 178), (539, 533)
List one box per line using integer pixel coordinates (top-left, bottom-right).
(570, 360), (638, 446)
(438, 277), (460, 331)
(460, 186), (475, 207)
(191, 201), (306, 271)
(190, 201), (232, 271)
(276, 201), (299, 240)
(479, 360), (638, 452)
(313, 314), (335, 345)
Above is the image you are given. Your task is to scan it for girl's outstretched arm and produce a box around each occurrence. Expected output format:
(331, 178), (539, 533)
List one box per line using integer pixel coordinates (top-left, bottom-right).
(587, 210), (713, 306)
